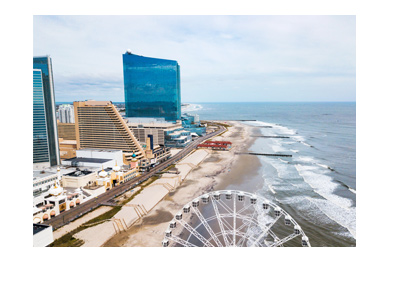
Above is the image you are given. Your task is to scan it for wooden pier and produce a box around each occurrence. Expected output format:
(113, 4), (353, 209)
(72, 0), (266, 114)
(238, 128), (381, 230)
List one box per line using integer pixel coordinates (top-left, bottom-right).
(251, 136), (290, 138)
(235, 152), (292, 157)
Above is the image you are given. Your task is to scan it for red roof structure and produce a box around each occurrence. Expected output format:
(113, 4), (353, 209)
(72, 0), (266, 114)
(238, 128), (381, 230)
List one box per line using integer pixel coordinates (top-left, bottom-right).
(197, 141), (232, 150)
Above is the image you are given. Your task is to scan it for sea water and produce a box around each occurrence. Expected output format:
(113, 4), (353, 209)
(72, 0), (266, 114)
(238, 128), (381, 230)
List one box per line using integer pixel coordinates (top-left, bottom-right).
(185, 102), (356, 246)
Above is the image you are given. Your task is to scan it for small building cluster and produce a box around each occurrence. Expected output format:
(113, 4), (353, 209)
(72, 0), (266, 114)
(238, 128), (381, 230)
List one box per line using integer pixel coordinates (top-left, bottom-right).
(33, 148), (141, 224)
(33, 169), (84, 224)
(181, 113), (207, 136)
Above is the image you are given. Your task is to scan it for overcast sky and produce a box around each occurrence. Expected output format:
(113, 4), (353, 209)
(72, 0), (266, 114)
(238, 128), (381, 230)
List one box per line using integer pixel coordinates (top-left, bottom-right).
(33, 15), (355, 103)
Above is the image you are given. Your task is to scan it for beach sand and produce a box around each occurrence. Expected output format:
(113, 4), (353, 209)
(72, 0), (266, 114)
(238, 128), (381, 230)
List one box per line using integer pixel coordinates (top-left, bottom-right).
(52, 206), (113, 240)
(103, 121), (261, 247)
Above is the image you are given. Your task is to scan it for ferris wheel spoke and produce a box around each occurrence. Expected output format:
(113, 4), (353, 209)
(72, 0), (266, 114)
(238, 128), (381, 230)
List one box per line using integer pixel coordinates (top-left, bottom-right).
(192, 207), (224, 247)
(250, 214), (282, 247)
(269, 233), (300, 247)
(235, 212), (259, 234)
(236, 209), (260, 247)
(176, 219), (214, 247)
(233, 193), (237, 246)
(266, 229), (280, 243)
(236, 202), (253, 215)
(236, 226), (252, 247)
(211, 197), (231, 246)
(168, 234), (198, 247)
(208, 230), (263, 247)
(215, 198), (233, 214)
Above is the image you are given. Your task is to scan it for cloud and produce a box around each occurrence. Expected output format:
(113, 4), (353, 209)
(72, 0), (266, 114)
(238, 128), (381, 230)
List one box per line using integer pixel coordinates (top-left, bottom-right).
(33, 15), (355, 102)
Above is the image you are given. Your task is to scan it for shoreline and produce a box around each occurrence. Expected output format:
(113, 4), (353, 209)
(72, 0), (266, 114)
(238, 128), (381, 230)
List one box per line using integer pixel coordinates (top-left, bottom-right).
(102, 121), (261, 247)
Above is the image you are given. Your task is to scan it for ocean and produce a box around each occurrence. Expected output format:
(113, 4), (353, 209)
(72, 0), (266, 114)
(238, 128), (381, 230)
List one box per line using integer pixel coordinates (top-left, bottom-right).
(184, 102), (356, 247)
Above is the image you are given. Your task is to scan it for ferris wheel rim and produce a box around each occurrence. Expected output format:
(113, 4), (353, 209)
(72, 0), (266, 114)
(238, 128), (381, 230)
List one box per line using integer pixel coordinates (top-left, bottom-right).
(163, 190), (311, 247)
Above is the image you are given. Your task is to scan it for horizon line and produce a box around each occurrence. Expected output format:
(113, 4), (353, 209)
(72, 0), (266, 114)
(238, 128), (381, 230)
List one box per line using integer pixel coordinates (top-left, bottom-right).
(55, 100), (356, 103)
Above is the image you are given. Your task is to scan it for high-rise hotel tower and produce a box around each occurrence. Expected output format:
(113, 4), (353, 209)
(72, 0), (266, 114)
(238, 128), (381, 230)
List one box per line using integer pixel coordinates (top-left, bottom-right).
(73, 100), (145, 163)
(33, 56), (60, 168)
(122, 51), (181, 121)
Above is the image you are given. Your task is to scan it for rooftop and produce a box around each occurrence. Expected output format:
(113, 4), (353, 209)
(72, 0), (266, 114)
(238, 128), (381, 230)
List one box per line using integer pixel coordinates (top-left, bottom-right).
(33, 223), (51, 235)
(78, 100), (112, 106)
(64, 169), (94, 177)
(33, 170), (56, 180)
(127, 119), (181, 128)
(79, 148), (122, 153)
(59, 140), (77, 145)
(63, 157), (112, 164)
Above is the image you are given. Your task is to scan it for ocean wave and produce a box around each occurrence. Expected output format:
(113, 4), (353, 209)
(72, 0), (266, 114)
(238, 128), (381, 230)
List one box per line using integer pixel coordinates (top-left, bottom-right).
(335, 180), (357, 194)
(290, 149), (299, 153)
(182, 103), (203, 112)
(268, 185), (276, 194)
(316, 163), (335, 172)
(295, 164), (356, 238)
(251, 121), (297, 135)
(300, 142), (314, 148)
(295, 164), (353, 208)
(271, 144), (286, 153)
(278, 158), (289, 164)
(292, 135), (306, 142)
(298, 156), (315, 163)
(307, 197), (356, 239)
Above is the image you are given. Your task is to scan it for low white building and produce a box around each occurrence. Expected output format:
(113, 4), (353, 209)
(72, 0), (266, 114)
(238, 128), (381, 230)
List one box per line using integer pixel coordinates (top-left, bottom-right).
(62, 169), (97, 188)
(33, 224), (54, 247)
(61, 149), (125, 169)
(76, 149), (124, 166)
(33, 170), (58, 197)
(33, 181), (84, 224)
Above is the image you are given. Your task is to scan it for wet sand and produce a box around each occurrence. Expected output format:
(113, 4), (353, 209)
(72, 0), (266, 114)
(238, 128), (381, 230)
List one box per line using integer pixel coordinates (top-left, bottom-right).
(103, 121), (261, 247)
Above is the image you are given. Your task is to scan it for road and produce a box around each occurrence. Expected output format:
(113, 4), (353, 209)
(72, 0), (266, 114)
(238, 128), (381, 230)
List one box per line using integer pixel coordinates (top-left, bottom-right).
(43, 125), (225, 230)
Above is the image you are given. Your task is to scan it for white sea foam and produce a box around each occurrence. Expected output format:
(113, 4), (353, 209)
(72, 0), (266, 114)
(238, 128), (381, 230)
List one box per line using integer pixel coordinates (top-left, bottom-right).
(250, 120), (274, 127)
(348, 188), (356, 194)
(295, 164), (353, 208)
(307, 197), (356, 239)
(251, 121), (297, 135)
(295, 164), (356, 238)
(301, 142), (313, 148)
(182, 103), (203, 112)
(268, 160), (293, 179)
(278, 158), (289, 164)
(274, 125), (296, 135)
(268, 185), (276, 194)
(271, 144), (286, 153)
(316, 163), (333, 171)
(316, 163), (328, 169)
(292, 135), (306, 142)
(290, 149), (299, 153)
(298, 156), (315, 163)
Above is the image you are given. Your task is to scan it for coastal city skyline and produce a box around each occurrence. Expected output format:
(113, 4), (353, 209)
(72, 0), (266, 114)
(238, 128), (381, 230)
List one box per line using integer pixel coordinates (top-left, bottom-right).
(18, 0), (400, 283)
(33, 15), (355, 103)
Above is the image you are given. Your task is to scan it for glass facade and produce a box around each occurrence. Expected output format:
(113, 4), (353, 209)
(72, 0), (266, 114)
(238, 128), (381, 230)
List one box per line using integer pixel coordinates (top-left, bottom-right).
(33, 69), (50, 164)
(33, 56), (60, 166)
(181, 113), (207, 136)
(164, 128), (192, 148)
(123, 52), (181, 121)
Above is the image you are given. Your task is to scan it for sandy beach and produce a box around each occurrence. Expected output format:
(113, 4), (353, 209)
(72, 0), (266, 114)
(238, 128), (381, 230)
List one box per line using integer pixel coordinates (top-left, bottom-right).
(102, 121), (261, 247)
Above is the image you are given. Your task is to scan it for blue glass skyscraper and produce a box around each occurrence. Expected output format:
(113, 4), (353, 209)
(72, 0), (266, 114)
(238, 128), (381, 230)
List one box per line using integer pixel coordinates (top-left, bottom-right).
(123, 51), (181, 121)
(33, 56), (60, 167)
(33, 69), (50, 164)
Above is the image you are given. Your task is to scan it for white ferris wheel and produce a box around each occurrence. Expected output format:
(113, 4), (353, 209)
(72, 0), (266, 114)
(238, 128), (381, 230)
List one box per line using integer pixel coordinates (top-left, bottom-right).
(162, 190), (311, 247)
